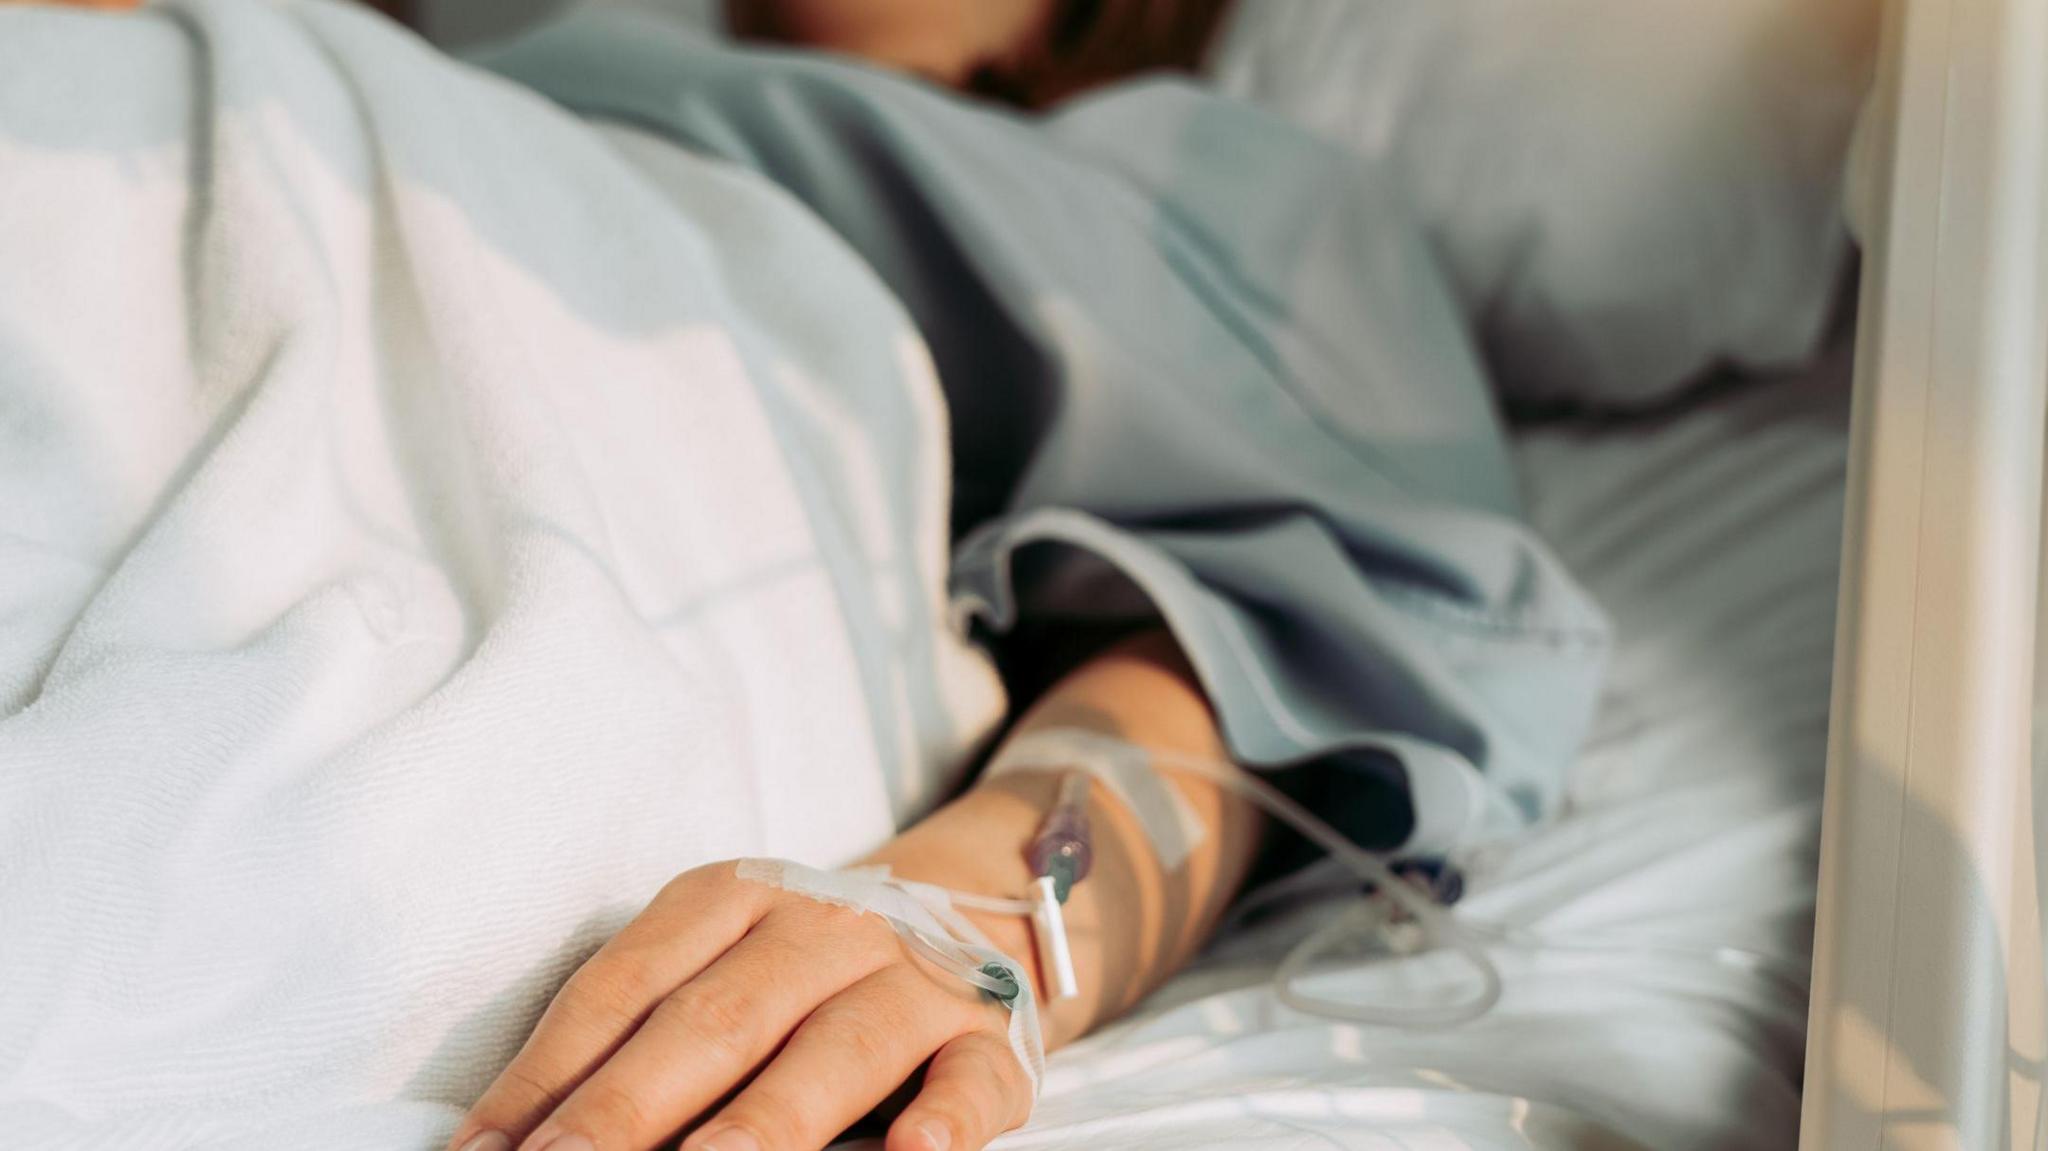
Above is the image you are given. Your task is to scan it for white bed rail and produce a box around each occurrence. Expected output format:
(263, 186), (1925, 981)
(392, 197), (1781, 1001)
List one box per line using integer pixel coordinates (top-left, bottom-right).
(1800, 0), (2048, 1144)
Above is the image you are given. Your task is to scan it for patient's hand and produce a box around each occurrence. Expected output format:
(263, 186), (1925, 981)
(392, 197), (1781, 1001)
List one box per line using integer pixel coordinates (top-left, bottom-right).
(449, 632), (1265, 1151)
(449, 860), (1031, 1151)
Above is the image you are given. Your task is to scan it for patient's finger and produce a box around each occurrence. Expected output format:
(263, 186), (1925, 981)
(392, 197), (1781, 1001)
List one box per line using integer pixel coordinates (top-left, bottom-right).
(680, 963), (980, 1151)
(885, 1031), (1033, 1151)
(450, 866), (770, 1150)
(518, 903), (902, 1151)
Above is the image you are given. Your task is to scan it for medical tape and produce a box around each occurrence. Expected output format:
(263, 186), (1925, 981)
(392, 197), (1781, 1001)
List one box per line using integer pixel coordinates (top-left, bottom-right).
(732, 858), (1047, 1097)
(985, 727), (1208, 871)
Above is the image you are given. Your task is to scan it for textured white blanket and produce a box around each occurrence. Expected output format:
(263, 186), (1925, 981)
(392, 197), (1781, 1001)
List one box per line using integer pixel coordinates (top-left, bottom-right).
(0, 3), (1002, 1146)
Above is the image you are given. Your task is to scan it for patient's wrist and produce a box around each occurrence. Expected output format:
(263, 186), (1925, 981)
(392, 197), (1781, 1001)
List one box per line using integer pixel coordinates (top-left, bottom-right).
(861, 776), (1075, 1041)
(864, 630), (1267, 1049)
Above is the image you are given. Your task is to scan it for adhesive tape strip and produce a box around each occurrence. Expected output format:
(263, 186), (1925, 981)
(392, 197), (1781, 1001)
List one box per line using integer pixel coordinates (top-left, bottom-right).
(732, 858), (1047, 1096)
(986, 728), (1208, 870)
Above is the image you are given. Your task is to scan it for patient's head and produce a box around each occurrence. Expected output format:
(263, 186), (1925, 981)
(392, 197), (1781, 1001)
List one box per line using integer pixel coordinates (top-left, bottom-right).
(726, 0), (1234, 108)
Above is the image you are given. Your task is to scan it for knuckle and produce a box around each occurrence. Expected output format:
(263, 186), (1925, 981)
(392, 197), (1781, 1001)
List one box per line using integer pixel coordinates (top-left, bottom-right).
(494, 1062), (570, 1117)
(705, 1112), (790, 1151)
(948, 1083), (1004, 1136)
(961, 1039), (1031, 1125)
(789, 970), (932, 1069)
(563, 952), (665, 1028)
(676, 857), (766, 898)
(855, 966), (929, 1020)
(657, 861), (736, 910)
(893, 1032), (1033, 1149)
(652, 870), (701, 909)
(769, 891), (853, 929)
(924, 1087), (982, 1133)
(769, 901), (897, 967)
(833, 1005), (899, 1068)
(570, 1076), (656, 1140)
(656, 984), (757, 1065)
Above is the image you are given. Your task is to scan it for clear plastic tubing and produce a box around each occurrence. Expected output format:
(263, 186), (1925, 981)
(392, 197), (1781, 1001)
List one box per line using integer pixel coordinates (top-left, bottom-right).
(919, 729), (1800, 1031)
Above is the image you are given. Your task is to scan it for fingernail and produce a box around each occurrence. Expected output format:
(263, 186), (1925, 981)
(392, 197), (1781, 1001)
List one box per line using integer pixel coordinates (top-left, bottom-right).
(915, 1119), (952, 1151)
(695, 1126), (762, 1151)
(531, 1135), (595, 1151)
(456, 1134), (511, 1151)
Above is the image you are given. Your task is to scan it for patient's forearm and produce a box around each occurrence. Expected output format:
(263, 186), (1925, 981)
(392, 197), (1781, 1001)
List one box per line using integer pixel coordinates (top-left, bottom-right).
(863, 631), (1267, 1049)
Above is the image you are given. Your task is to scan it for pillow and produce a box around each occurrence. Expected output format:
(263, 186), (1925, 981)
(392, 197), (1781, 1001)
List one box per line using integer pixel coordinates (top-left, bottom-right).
(1203, 0), (1877, 408)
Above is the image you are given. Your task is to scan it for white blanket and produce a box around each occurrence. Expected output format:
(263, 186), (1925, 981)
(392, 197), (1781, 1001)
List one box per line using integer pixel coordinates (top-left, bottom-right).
(0, 4), (1003, 1146)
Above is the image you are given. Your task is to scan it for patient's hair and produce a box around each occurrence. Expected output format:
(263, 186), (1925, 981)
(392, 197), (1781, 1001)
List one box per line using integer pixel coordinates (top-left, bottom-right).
(727, 0), (1235, 109)
(979, 0), (1235, 107)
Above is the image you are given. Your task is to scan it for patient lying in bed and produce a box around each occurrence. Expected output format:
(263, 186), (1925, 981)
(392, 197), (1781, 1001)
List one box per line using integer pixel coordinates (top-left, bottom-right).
(0, 3), (1606, 1150)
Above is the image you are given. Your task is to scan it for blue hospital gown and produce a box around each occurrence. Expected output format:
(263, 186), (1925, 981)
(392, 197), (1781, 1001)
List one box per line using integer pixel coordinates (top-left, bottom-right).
(481, 15), (1611, 856)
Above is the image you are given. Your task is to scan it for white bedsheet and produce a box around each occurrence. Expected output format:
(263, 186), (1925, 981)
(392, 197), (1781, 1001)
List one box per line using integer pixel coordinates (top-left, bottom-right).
(984, 341), (1853, 1151)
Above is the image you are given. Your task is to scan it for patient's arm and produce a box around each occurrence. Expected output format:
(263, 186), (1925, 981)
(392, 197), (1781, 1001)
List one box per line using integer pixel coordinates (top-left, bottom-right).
(869, 630), (1268, 1049)
(449, 630), (1269, 1151)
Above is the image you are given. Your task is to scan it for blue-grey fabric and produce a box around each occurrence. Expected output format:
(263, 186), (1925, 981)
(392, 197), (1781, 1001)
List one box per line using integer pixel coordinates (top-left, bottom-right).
(478, 15), (1611, 853)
